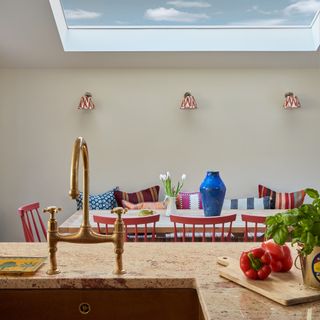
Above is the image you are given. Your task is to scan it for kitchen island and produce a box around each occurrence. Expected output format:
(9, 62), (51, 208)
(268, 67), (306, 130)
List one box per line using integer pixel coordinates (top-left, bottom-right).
(0, 242), (319, 319)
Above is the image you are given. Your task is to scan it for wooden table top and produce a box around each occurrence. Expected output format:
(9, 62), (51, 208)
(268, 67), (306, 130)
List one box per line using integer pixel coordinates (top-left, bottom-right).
(59, 209), (285, 234)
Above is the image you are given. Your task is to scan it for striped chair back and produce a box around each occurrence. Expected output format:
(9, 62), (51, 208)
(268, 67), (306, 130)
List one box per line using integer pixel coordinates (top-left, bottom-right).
(241, 214), (267, 242)
(169, 214), (236, 242)
(18, 202), (47, 242)
(93, 214), (160, 242)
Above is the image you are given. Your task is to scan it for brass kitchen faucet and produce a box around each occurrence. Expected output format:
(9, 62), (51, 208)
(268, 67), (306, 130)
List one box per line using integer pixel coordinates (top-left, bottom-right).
(44, 137), (126, 275)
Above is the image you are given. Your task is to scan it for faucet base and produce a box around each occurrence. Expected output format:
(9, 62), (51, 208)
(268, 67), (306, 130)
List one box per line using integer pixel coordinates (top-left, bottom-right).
(46, 269), (61, 275)
(113, 269), (126, 275)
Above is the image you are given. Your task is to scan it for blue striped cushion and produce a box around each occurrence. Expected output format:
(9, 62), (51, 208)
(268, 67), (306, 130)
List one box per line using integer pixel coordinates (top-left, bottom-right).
(222, 196), (271, 210)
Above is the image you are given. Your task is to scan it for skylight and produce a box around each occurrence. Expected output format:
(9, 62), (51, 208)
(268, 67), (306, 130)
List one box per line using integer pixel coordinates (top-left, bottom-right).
(60, 0), (318, 27)
(50, 0), (320, 52)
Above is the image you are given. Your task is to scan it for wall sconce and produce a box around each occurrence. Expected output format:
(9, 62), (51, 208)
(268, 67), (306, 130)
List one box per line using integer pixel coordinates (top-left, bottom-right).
(78, 92), (95, 110)
(180, 92), (197, 110)
(283, 92), (301, 109)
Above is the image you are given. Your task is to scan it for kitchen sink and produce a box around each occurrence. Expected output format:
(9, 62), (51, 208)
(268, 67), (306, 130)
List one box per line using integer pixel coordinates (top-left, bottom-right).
(0, 288), (205, 320)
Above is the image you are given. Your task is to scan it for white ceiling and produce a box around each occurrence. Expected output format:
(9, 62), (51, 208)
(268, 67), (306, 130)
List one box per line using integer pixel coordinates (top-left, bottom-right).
(1, 0), (320, 68)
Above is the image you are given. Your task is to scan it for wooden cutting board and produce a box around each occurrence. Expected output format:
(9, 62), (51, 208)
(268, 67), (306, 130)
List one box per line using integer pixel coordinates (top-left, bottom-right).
(217, 256), (320, 306)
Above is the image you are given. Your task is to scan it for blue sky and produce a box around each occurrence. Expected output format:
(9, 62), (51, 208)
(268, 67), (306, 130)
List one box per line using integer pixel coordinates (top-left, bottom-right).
(61, 0), (320, 26)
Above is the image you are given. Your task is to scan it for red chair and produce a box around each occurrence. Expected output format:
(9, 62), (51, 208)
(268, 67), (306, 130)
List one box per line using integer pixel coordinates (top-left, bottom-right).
(93, 214), (160, 242)
(241, 214), (267, 242)
(18, 202), (47, 242)
(169, 214), (237, 242)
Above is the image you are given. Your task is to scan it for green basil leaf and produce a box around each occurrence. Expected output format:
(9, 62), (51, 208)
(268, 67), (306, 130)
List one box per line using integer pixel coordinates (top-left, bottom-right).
(272, 226), (288, 245)
(307, 232), (315, 247)
(311, 222), (320, 237)
(266, 224), (278, 238)
(266, 216), (277, 225)
(306, 188), (319, 199)
(282, 214), (297, 226)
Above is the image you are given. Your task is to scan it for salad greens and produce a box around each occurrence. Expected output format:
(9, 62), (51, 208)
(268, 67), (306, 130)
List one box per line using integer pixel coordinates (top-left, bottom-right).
(266, 188), (320, 256)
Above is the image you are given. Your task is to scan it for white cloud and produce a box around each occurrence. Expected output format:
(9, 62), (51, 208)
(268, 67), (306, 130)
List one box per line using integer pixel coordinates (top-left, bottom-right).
(284, 0), (320, 14)
(145, 7), (209, 22)
(246, 5), (279, 15)
(115, 20), (129, 25)
(64, 9), (102, 20)
(229, 18), (287, 26)
(166, 1), (211, 8)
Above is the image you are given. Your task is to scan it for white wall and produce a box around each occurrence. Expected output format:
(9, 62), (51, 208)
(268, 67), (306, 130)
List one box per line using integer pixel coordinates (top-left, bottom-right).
(0, 68), (319, 241)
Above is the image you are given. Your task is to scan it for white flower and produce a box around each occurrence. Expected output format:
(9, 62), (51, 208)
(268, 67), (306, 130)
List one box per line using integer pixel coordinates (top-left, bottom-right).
(160, 170), (185, 197)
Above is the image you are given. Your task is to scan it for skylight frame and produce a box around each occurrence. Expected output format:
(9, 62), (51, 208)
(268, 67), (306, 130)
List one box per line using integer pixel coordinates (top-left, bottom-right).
(67, 24), (311, 30)
(50, 0), (320, 52)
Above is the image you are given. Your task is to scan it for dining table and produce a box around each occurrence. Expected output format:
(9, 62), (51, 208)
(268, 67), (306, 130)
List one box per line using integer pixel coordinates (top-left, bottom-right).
(58, 209), (285, 238)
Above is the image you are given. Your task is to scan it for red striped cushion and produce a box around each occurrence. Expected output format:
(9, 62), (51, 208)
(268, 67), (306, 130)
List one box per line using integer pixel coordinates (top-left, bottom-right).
(176, 192), (203, 210)
(114, 186), (160, 206)
(258, 185), (305, 209)
(121, 200), (166, 210)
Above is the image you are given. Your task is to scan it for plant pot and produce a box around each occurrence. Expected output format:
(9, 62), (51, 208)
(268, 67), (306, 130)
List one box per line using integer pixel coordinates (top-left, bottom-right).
(297, 246), (320, 289)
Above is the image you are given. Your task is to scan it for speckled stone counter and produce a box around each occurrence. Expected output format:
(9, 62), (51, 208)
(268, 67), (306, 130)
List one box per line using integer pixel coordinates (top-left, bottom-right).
(0, 242), (319, 319)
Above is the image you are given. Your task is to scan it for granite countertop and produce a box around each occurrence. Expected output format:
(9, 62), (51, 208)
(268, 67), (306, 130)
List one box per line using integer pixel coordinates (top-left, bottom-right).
(0, 242), (319, 319)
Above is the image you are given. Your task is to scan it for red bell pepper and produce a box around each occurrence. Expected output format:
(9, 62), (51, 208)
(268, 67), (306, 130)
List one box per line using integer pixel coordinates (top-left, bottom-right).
(240, 247), (272, 280)
(261, 239), (293, 272)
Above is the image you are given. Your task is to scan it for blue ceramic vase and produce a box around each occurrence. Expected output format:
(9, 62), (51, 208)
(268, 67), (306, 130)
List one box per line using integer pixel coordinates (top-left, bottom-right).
(200, 171), (226, 217)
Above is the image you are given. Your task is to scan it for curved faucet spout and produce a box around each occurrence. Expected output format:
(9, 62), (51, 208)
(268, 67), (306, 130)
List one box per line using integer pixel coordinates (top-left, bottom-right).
(69, 137), (90, 228)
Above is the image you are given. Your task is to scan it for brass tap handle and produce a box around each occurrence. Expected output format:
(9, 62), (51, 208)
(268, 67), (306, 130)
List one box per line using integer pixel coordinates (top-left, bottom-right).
(111, 207), (127, 219)
(43, 206), (62, 219)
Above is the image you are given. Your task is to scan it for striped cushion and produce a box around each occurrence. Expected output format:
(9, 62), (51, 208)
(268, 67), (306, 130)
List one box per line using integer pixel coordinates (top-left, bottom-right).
(222, 196), (271, 210)
(258, 185), (305, 209)
(114, 186), (160, 206)
(176, 192), (203, 210)
(122, 200), (166, 210)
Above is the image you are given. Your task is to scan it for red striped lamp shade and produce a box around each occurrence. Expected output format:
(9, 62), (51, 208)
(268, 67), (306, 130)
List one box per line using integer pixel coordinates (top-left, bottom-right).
(283, 92), (301, 109)
(180, 92), (197, 110)
(78, 92), (95, 110)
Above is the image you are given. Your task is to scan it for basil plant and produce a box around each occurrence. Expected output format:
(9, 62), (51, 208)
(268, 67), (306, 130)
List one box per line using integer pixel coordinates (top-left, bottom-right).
(266, 188), (320, 256)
